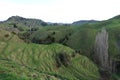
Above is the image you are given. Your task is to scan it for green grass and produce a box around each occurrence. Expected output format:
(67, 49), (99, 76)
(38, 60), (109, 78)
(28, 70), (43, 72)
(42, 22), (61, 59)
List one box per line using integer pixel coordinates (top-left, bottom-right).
(0, 30), (100, 80)
(1, 15), (120, 79)
(28, 17), (120, 59)
(0, 42), (100, 80)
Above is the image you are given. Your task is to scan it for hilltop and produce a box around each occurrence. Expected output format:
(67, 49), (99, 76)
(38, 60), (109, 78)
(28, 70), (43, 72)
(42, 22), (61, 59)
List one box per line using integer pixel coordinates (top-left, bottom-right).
(72, 20), (98, 25)
(6, 16), (47, 27)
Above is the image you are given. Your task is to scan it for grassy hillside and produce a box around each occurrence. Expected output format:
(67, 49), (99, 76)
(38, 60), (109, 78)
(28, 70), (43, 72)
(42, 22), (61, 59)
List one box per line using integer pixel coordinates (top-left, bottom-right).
(0, 29), (100, 80)
(0, 29), (23, 43)
(29, 26), (98, 58)
(0, 16), (48, 32)
(0, 15), (120, 79)
(28, 16), (120, 58)
(26, 16), (120, 79)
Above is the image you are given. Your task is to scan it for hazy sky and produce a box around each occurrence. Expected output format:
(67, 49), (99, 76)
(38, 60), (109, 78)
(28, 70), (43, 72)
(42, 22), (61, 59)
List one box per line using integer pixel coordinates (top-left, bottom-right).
(0, 0), (120, 23)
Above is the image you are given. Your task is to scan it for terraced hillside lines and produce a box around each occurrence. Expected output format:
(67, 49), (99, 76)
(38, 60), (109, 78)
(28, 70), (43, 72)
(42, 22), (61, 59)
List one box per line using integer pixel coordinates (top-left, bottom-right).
(30, 45), (41, 66)
(65, 54), (99, 80)
(74, 55), (98, 73)
(0, 29), (100, 80)
(19, 45), (28, 65)
(0, 55), (69, 80)
(66, 66), (87, 80)
(0, 42), (100, 80)
(0, 58), (64, 80)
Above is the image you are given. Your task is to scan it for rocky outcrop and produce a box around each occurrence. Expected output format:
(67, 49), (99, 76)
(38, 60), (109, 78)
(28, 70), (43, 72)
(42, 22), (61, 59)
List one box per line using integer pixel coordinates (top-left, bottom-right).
(94, 28), (110, 80)
(94, 28), (109, 71)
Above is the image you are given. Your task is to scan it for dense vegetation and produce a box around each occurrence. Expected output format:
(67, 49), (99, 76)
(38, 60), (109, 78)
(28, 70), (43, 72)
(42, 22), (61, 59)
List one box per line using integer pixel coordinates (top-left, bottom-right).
(0, 15), (120, 80)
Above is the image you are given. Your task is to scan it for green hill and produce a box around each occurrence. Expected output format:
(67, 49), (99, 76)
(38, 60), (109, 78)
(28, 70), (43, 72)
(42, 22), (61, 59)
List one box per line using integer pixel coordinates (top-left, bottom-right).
(6, 16), (47, 27)
(28, 15), (120, 58)
(0, 29), (100, 80)
(0, 15), (120, 79)
(0, 29), (23, 43)
(0, 16), (48, 32)
(26, 15), (120, 79)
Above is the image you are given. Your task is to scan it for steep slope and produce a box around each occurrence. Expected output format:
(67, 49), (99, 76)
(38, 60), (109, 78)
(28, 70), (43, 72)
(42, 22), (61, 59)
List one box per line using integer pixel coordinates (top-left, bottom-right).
(30, 26), (98, 57)
(28, 15), (120, 79)
(0, 29), (100, 80)
(0, 15), (120, 79)
(29, 15), (120, 57)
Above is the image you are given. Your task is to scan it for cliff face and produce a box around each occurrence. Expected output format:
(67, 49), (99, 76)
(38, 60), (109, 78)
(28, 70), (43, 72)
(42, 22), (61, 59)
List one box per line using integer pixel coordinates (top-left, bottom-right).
(94, 28), (109, 71)
(94, 28), (120, 80)
(94, 28), (110, 80)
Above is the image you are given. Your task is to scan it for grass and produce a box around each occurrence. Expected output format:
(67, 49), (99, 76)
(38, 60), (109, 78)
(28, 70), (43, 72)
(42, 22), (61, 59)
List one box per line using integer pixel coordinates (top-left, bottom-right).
(0, 29), (100, 80)
(1, 15), (120, 79)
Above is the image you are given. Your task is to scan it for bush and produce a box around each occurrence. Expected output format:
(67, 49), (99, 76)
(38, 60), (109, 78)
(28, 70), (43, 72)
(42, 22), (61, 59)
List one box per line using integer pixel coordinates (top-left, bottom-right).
(4, 34), (10, 37)
(56, 52), (71, 67)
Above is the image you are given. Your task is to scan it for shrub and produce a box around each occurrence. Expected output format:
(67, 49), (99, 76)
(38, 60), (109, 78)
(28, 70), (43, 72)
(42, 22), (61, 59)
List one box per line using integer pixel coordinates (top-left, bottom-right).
(52, 32), (56, 35)
(56, 52), (71, 67)
(4, 34), (10, 37)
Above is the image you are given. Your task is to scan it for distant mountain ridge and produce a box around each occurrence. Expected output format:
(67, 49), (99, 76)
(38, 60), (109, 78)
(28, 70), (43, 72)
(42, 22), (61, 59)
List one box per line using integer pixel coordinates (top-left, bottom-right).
(7, 16), (43, 22)
(1, 15), (120, 28)
(2, 16), (99, 26)
(6, 16), (47, 27)
(72, 20), (99, 25)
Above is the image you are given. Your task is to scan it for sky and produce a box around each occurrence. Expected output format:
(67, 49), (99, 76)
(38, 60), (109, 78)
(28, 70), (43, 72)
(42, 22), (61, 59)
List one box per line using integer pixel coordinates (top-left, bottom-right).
(0, 0), (120, 23)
